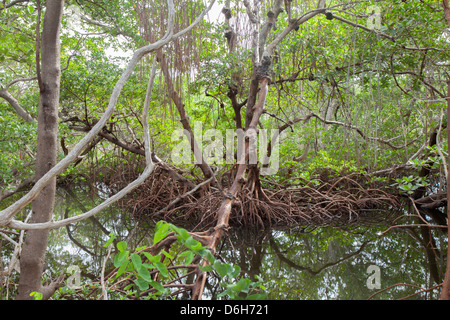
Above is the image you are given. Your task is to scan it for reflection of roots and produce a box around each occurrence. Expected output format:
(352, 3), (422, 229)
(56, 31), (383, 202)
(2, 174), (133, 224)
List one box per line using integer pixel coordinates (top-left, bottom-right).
(118, 167), (401, 229)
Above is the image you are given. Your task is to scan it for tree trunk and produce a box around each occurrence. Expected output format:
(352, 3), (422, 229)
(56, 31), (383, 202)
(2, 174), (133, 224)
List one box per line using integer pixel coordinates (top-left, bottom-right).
(17, 0), (64, 300)
(440, 0), (450, 300)
(191, 77), (271, 300)
(440, 79), (450, 300)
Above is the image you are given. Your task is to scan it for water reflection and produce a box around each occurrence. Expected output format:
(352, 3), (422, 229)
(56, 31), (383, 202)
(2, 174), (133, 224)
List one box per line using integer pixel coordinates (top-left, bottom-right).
(7, 185), (447, 300)
(221, 225), (445, 300)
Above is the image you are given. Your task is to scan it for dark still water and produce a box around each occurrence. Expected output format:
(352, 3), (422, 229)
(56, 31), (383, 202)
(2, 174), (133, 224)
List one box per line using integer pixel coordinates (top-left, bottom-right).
(3, 185), (447, 300)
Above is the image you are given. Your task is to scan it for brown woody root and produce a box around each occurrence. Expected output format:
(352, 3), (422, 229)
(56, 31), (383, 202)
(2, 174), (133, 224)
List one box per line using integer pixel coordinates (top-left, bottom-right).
(115, 166), (402, 230)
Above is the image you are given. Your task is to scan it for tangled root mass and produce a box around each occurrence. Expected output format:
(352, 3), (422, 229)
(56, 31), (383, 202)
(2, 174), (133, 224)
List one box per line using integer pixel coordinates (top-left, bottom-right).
(113, 166), (402, 229)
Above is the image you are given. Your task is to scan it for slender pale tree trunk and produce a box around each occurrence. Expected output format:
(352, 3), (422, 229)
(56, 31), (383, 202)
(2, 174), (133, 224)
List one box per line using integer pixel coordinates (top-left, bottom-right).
(17, 0), (64, 300)
(440, 0), (450, 301)
(441, 80), (450, 300)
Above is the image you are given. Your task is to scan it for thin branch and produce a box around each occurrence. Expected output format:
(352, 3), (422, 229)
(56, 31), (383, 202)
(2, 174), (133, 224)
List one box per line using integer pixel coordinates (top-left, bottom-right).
(3, 53), (73, 90)
(367, 283), (429, 300)
(330, 12), (395, 42)
(0, 176), (35, 202)
(156, 49), (217, 183)
(310, 112), (418, 149)
(266, 8), (325, 55)
(0, 0), (29, 11)
(398, 283), (443, 300)
(382, 224), (448, 236)
(393, 70), (445, 99)
(0, 232), (18, 246)
(270, 236), (369, 276)
(4, 76), (38, 89)
(0, 89), (35, 123)
(101, 244), (113, 300)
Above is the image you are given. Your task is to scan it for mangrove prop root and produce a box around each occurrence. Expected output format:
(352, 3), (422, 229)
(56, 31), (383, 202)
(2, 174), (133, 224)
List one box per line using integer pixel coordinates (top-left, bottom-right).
(117, 167), (401, 229)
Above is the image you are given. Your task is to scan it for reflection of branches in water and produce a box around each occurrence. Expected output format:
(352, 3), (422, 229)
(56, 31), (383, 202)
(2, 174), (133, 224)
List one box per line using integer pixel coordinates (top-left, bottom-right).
(269, 235), (369, 276)
(61, 187), (119, 257)
(382, 197), (446, 286)
(367, 282), (443, 300)
(382, 197), (447, 236)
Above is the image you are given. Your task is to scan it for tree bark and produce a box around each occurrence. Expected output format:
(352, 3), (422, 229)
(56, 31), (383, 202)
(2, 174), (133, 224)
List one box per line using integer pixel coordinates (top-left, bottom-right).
(440, 1), (450, 300)
(191, 78), (271, 300)
(17, 0), (64, 300)
(440, 79), (450, 300)
(443, 0), (450, 28)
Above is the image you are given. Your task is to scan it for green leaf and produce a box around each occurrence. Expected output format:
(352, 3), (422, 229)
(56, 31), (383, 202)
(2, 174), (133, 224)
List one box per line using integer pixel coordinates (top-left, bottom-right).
(116, 241), (127, 252)
(114, 251), (129, 268)
(30, 292), (43, 300)
(116, 261), (129, 278)
(230, 265), (241, 278)
(131, 253), (142, 270)
(180, 250), (195, 265)
(185, 236), (202, 251)
(202, 250), (215, 264)
(124, 284), (134, 291)
(246, 293), (268, 300)
(134, 278), (149, 291)
(154, 261), (169, 277)
(143, 252), (154, 262)
(213, 260), (230, 278)
(171, 225), (190, 240)
(143, 252), (161, 264)
(149, 280), (166, 293)
(217, 290), (229, 298)
(153, 221), (170, 245)
(135, 245), (147, 251)
(103, 232), (116, 247)
(142, 263), (154, 269)
(137, 266), (151, 282)
(231, 278), (250, 293)
(161, 249), (174, 260)
(199, 264), (213, 272)
(258, 284), (267, 291)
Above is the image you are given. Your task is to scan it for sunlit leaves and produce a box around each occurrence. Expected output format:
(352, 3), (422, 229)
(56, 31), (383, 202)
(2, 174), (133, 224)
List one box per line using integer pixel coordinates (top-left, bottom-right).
(103, 232), (117, 247)
(153, 220), (170, 245)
